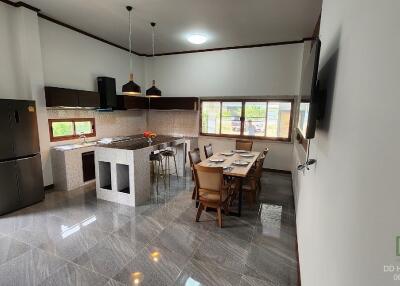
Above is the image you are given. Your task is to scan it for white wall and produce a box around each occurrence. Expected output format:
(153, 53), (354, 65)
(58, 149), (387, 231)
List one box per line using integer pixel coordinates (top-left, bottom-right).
(0, 3), (19, 98)
(293, 0), (400, 285)
(146, 44), (304, 97)
(39, 18), (144, 94)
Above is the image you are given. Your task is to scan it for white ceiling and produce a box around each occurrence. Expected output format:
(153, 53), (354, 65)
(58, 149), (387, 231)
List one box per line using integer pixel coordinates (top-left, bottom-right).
(13, 0), (322, 55)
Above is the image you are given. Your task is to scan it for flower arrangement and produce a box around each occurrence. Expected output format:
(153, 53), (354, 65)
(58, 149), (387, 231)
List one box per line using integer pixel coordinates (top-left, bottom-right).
(144, 131), (157, 143)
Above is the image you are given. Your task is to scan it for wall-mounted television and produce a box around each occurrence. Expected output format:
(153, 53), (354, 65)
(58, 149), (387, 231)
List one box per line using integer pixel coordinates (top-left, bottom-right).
(298, 38), (322, 139)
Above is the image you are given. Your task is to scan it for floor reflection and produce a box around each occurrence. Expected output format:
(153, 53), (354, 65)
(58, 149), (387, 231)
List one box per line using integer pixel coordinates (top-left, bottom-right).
(61, 215), (96, 239)
(258, 203), (283, 238)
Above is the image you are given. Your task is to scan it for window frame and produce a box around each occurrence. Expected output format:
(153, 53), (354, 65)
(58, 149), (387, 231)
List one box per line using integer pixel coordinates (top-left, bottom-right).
(48, 118), (96, 142)
(199, 98), (294, 142)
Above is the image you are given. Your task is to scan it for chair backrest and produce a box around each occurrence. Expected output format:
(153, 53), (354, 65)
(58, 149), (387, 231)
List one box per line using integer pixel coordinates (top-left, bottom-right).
(194, 165), (223, 193)
(188, 148), (201, 167)
(204, 143), (214, 158)
(255, 155), (266, 178)
(236, 139), (253, 151)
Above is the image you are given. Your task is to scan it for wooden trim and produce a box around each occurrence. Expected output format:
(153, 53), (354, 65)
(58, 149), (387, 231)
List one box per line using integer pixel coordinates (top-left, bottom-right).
(38, 14), (146, 57)
(296, 238), (302, 286)
(15, 1), (40, 12)
(0, 0), (18, 7)
(49, 118), (96, 142)
(0, 0), (40, 12)
(199, 98), (294, 142)
(153, 38), (313, 57)
(296, 128), (309, 151)
(263, 168), (291, 175)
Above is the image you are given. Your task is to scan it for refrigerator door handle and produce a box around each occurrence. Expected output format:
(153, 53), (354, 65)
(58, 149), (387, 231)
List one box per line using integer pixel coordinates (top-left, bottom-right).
(14, 110), (19, 123)
(0, 154), (38, 164)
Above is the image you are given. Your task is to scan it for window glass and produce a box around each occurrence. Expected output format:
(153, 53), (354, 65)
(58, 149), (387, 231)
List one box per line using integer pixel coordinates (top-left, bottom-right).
(49, 118), (95, 142)
(221, 102), (242, 135)
(201, 102), (221, 134)
(266, 102), (292, 138)
(75, 121), (93, 135)
(244, 102), (267, 136)
(200, 100), (292, 141)
(51, 121), (74, 137)
(298, 102), (310, 137)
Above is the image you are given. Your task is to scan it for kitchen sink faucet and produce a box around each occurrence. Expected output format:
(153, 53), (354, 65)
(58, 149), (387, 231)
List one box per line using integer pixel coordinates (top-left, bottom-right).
(79, 133), (87, 143)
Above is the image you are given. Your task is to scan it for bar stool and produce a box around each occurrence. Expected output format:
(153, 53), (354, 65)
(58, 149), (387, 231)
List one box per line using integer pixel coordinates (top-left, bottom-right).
(150, 150), (165, 198)
(161, 147), (179, 188)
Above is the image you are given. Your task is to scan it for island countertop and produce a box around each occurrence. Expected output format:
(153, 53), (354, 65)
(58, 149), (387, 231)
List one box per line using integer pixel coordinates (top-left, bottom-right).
(98, 135), (184, 151)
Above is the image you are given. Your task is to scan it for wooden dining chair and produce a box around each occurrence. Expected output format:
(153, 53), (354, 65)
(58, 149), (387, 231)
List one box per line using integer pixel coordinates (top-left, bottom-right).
(193, 165), (234, 227)
(204, 143), (214, 159)
(188, 148), (201, 200)
(236, 139), (253, 151)
(242, 154), (266, 206)
(263, 147), (269, 157)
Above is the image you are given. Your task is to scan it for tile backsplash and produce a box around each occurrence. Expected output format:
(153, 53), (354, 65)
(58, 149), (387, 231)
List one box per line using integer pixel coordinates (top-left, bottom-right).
(47, 109), (147, 146)
(147, 110), (199, 137)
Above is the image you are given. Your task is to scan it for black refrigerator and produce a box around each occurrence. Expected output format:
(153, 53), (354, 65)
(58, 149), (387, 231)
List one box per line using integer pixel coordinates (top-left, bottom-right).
(0, 99), (44, 215)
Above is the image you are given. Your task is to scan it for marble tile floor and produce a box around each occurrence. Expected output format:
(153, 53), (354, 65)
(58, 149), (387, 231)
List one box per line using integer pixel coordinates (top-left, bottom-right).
(0, 171), (298, 286)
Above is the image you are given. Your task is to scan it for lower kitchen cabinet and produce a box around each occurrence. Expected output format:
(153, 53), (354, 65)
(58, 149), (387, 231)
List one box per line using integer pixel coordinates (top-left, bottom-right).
(51, 146), (96, 191)
(82, 151), (95, 182)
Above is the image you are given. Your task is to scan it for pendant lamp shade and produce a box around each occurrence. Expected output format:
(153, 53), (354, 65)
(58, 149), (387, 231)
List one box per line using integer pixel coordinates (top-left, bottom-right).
(123, 6), (141, 96)
(146, 22), (161, 97)
(123, 74), (141, 95)
(146, 80), (162, 97)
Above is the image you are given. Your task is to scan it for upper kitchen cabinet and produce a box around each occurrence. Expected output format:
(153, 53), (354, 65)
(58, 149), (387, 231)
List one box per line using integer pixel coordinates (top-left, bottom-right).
(149, 97), (199, 110)
(45, 86), (100, 108)
(117, 95), (149, 110)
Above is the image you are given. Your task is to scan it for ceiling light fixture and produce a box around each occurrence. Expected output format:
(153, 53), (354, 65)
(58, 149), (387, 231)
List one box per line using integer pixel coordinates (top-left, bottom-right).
(122, 6), (141, 96)
(187, 34), (207, 45)
(146, 22), (162, 97)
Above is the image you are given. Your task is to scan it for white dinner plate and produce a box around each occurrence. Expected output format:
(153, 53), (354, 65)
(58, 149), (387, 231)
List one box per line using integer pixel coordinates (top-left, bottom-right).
(209, 158), (225, 163)
(240, 153), (255, 158)
(234, 150), (248, 153)
(221, 152), (234, 156)
(232, 160), (249, 166)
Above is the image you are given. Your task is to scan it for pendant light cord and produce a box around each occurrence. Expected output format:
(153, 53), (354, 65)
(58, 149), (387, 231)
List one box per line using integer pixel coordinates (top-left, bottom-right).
(151, 22), (156, 86)
(128, 8), (133, 78)
(152, 24), (155, 57)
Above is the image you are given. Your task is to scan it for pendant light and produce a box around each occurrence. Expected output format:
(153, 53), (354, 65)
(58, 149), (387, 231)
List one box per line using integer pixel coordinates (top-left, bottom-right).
(122, 6), (141, 96)
(146, 22), (162, 97)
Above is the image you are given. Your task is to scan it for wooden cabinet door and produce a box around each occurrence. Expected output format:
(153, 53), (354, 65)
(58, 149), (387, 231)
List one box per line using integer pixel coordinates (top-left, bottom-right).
(82, 151), (95, 182)
(45, 87), (79, 107)
(150, 97), (198, 110)
(78, 92), (100, 108)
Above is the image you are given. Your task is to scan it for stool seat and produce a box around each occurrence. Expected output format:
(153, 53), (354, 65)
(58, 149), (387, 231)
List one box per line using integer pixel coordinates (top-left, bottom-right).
(150, 153), (162, 161)
(161, 150), (174, 156)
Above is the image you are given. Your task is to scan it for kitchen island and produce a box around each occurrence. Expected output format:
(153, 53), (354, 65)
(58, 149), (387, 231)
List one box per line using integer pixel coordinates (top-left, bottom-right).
(95, 135), (186, 206)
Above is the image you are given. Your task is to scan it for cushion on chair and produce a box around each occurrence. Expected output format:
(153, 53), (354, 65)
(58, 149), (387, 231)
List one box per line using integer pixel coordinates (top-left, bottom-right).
(199, 188), (228, 202)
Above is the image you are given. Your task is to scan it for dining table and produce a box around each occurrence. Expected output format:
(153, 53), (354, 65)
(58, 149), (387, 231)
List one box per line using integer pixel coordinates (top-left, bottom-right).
(197, 150), (261, 217)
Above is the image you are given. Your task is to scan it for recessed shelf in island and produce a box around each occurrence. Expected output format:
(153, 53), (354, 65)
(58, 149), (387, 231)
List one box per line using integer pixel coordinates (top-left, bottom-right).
(116, 164), (130, 194)
(98, 161), (111, 190)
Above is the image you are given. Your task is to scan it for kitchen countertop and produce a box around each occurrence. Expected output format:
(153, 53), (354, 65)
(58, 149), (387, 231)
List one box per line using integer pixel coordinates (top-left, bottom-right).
(99, 135), (183, 151)
(53, 134), (191, 152)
